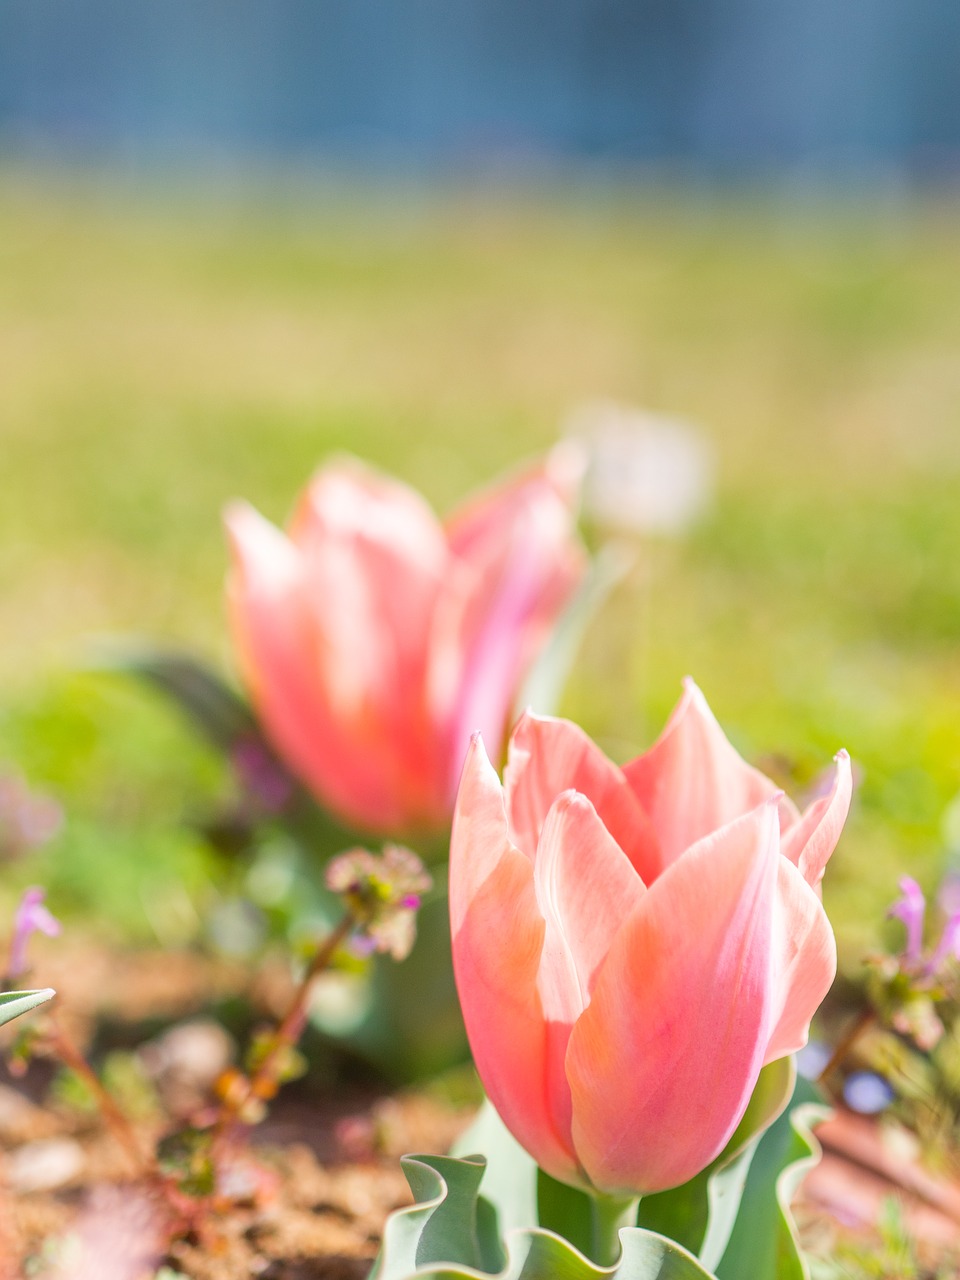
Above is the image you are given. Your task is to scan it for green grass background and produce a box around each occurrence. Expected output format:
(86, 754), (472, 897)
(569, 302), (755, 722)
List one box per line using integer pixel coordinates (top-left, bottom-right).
(3, 168), (960, 967)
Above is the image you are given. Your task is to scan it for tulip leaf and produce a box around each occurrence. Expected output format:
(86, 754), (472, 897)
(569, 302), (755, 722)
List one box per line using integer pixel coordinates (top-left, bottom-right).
(0, 987), (55, 1027)
(373, 1151), (721, 1280)
(452, 1099), (538, 1234)
(519, 544), (631, 718)
(636, 1056), (795, 1269)
(96, 643), (264, 753)
(714, 1078), (829, 1280)
(536, 1169), (596, 1260)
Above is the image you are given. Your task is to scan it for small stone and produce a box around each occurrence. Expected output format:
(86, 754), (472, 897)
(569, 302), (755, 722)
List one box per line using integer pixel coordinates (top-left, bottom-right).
(0, 1084), (42, 1140)
(7, 1137), (85, 1192)
(140, 1019), (234, 1087)
(139, 1019), (235, 1116)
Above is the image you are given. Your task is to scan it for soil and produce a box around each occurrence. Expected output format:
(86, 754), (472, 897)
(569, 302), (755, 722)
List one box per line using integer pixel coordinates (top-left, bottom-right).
(2, 938), (959, 1280)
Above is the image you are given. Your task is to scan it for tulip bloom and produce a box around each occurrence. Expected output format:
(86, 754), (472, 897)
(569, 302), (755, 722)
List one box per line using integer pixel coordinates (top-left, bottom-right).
(450, 680), (851, 1196)
(225, 452), (585, 834)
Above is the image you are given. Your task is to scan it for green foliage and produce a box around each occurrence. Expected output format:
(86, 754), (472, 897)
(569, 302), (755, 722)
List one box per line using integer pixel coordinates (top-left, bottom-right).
(372, 1154), (717, 1280)
(518, 544), (633, 723)
(807, 1198), (960, 1280)
(0, 987), (54, 1027)
(715, 1079), (829, 1280)
(98, 645), (261, 755)
(394, 1073), (823, 1280)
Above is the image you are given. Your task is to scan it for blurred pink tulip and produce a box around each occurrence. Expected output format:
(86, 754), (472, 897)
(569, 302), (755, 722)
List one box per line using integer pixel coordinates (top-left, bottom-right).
(225, 451), (585, 833)
(450, 679), (851, 1196)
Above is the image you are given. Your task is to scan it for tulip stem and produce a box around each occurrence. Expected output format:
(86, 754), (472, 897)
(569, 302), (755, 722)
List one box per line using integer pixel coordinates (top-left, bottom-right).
(589, 1194), (638, 1267)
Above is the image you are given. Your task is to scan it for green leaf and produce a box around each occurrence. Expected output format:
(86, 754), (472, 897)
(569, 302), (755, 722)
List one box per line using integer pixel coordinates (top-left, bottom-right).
(373, 1152), (721, 1280)
(715, 1077), (829, 1280)
(537, 1169), (597, 1260)
(371, 1154), (492, 1279)
(537, 1172), (639, 1267)
(519, 544), (631, 717)
(452, 1099), (538, 1234)
(637, 1056), (796, 1269)
(0, 988), (55, 1027)
(94, 643), (262, 753)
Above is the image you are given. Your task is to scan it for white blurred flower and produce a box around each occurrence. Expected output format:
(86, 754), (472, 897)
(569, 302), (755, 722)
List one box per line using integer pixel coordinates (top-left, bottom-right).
(567, 401), (715, 536)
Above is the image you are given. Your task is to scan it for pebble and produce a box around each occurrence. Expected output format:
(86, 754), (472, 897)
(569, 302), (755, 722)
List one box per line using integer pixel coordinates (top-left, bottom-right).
(7, 1137), (86, 1192)
(139, 1018), (234, 1088)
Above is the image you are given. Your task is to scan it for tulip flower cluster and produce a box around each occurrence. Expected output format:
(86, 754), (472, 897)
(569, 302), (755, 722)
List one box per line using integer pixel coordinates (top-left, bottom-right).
(450, 679), (851, 1196)
(226, 451), (585, 835)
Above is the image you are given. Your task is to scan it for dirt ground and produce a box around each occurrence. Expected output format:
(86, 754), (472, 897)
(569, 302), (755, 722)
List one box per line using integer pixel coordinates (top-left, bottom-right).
(2, 939), (959, 1280)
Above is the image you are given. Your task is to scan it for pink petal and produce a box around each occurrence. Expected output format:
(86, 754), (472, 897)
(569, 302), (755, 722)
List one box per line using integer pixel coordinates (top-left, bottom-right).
(450, 736), (582, 1185)
(443, 444), (585, 562)
(503, 711), (663, 882)
(293, 462), (452, 819)
(763, 858), (837, 1063)
(565, 799), (781, 1196)
(429, 457), (585, 800)
(623, 679), (796, 871)
(291, 457), (448, 576)
(780, 750), (852, 890)
(532, 790), (647, 1154)
(225, 501), (440, 831)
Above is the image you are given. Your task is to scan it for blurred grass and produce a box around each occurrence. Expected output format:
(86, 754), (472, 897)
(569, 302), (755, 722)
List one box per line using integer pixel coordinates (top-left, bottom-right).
(2, 167), (960, 962)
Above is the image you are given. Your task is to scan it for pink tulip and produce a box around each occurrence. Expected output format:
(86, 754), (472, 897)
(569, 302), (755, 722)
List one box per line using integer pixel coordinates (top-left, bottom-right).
(450, 679), (851, 1196)
(225, 451), (585, 834)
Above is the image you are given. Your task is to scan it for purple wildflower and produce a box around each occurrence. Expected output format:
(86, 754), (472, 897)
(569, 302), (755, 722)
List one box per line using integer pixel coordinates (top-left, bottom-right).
(326, 845), (431, 961)
(888, 876), (927, 966)
(231, 738), (293, 815)
(888, 874), (960, 982)
(8, 886), (61, 981)
(0, 771), (62, 861)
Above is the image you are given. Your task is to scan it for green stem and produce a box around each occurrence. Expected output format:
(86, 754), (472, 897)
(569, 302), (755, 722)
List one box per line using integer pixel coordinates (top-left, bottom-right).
(589, 1193), (639, 1267)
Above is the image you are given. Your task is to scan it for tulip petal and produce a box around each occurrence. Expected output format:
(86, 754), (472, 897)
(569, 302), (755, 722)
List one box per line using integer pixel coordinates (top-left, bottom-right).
(225, 501), (438, 831)
(504, 711), (663, 882)
(443, 444), (585, 562)
(450, 736), (582, 1185)
(291, 458), (448, 580)
(293, 462), (447, 727)
(533, 790), (648, 1154)
(763, 858), (837, 1063)
(430, 462), (586, 802)
(535, 790), (648, 1005)
(228, 458), (460, 829)
(623, 679), (797, 870)
(780, 750), (852, 890)
(565, 799), (781, 1196)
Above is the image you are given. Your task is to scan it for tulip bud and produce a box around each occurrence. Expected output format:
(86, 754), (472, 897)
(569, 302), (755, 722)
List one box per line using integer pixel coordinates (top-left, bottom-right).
(450, 681), (850, 1196)
(225, 453), (585, 834)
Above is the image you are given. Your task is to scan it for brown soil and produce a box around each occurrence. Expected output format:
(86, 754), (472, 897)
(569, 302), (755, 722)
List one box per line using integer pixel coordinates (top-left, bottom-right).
(0, 936), (471, 1279)
(3, 937), (960, 1279)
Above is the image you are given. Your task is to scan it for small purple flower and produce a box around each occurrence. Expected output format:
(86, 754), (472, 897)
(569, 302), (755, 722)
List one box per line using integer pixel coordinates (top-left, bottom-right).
(326, 845), (432, 961)
(929, 912), (960, 973)
(843, 1071), (895, 1115)
(231, 738), (293, 815)
(8, 886), (61, 981)
(0, 772), (62, 861)
(888, 876), (927, 966)
(886, 872), (960, 988)
(937, 869), (960, 919)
